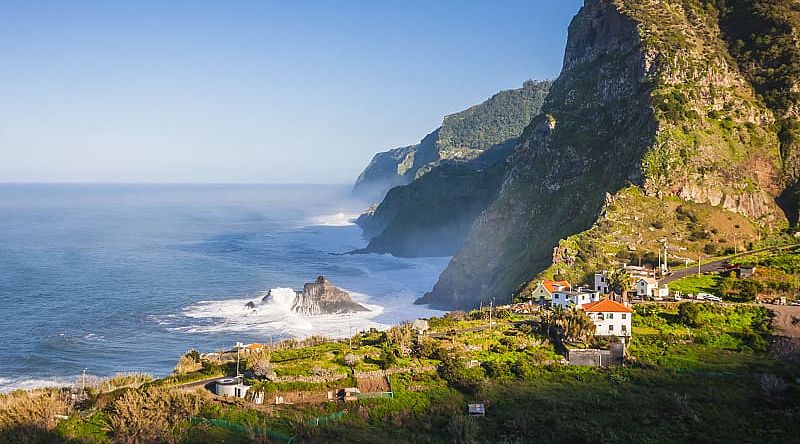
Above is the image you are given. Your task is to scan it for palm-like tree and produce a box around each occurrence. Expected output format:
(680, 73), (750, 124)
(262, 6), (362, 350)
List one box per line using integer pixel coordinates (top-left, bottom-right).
(555, 308), (596, 344)
(608, 268), (635, 301)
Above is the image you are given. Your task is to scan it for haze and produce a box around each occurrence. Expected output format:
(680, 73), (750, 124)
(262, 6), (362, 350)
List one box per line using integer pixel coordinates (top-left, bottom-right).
(0, 1), (582, 184)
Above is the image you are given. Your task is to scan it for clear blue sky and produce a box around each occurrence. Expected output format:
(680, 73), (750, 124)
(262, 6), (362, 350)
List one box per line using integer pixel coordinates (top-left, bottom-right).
(0, 0), (583, 184)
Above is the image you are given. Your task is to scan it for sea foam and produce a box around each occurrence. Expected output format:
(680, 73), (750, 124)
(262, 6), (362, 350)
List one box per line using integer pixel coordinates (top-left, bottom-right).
(306, 212), (359, 227)
(174, 287), (387, 339)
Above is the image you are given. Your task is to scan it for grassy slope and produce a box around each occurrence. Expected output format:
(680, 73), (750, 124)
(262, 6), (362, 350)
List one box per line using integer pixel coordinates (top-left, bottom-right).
(30, 304), (799, 444)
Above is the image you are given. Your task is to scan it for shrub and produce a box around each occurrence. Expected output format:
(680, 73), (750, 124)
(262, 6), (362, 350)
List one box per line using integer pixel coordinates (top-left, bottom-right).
(174, 350), (203, 375)
(108, 387), (202, 444)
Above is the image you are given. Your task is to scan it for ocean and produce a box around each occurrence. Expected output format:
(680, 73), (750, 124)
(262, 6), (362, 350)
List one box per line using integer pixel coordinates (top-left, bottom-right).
(0, 184), (449, 392)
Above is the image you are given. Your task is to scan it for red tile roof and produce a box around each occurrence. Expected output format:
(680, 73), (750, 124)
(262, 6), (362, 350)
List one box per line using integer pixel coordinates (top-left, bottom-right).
(542, 279), (571, 293)
(582, 299), (632, 313)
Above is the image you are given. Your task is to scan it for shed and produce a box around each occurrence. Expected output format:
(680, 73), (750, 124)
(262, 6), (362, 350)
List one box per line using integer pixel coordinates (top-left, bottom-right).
(214, 378), (250, 398)
(468, 403), (486, 417)
(412, 319), (430, 335)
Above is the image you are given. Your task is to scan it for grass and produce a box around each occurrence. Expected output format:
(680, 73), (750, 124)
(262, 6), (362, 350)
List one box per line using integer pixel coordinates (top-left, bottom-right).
(667, 273), (721, 295)
(7, 303), (800, 443)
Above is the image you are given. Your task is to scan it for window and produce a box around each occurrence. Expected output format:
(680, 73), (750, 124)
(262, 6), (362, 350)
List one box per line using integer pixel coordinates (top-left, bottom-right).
(622, 325), (627, 332)
(622, 313), (627, 319)
(608, 313), (614, 319)
(608, 325), (614, 331)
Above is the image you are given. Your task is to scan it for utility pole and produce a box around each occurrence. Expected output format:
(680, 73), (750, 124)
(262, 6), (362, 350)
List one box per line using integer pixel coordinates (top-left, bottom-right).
(489, 298), (495, 331)
(698, 254), (702, 276)
(235, 342), (242, 380)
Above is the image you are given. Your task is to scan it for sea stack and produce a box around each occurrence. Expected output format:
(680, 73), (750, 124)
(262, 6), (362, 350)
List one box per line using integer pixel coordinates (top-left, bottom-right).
(292, 276), (368, 315)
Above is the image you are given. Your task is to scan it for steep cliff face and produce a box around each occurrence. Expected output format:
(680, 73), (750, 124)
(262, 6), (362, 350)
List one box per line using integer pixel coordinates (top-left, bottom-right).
(352, 81), (551, 202)
(353, 143), (512, 257)
(421, 0), (796, 310)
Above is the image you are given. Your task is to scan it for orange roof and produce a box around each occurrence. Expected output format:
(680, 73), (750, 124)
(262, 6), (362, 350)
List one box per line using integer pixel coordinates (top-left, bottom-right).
(542, 279), (571, 293)
(243, 343), (265, 350)
(582, 299), (632, 313)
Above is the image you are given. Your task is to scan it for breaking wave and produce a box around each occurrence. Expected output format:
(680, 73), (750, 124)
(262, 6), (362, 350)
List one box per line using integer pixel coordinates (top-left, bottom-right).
(0, 376), (77, 394)
(306, 212), (359, 227)
(172, 287), (386, 338)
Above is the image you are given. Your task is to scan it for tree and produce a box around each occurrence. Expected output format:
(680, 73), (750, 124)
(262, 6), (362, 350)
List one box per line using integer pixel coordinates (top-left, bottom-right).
(248, 350), (274, 379)
(608, 268), (635, 300)
(555, 308), (596, 344)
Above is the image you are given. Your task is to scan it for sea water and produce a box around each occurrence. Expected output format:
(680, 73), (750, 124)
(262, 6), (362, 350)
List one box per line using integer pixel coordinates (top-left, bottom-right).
(0, 184), (449, 392)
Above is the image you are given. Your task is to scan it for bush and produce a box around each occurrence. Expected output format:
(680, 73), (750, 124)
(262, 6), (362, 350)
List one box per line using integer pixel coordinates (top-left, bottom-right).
(437, 354), (485, 395)
(174, 350), (203, 375)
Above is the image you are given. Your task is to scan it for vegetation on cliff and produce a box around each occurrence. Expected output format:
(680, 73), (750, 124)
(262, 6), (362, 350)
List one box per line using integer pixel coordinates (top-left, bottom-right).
(424, 0), (800, 310)
(352, 80), (551, 203)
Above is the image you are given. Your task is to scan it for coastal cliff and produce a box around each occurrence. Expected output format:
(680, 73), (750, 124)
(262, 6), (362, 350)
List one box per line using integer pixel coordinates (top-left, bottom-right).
(420, 0), (800, 309)
(354, 80), (551, 256)
(352, 80), (551, 204)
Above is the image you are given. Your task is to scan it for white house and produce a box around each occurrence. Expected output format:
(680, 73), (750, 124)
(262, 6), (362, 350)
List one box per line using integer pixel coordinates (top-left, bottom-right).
(636, 277), (658, 298)
(551, 287), (601, 309)
(593, 273), (610, 294)
(582, 299), (632, 338)
(636, 277), (669, 299)
(529, 279), (571, 304)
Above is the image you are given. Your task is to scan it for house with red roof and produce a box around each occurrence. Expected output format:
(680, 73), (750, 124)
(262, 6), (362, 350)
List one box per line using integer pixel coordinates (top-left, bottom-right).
(582, 299), (632, 338)
(529, 279), (571, 305)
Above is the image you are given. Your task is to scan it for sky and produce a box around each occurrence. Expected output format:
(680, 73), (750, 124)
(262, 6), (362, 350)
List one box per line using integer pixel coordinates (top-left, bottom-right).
(0, 0), (584, 184)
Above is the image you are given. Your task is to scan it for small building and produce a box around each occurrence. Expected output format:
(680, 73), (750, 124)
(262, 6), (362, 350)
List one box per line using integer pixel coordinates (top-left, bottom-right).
(582, 299), (632, 338)
(636, 277), (659, 299)
(412, 319), (430, 335)
(237, 343), (266, 354)
(214, 377), (250, 398)
(567, 343), (625, 367)
(722, 265), (756, 279)
(551, 287), (601, 309)
(593, 272), (610, 294)
(530, 279), (571, 305)
(468, 403), (486, 417)
(339, 387), (360, 401)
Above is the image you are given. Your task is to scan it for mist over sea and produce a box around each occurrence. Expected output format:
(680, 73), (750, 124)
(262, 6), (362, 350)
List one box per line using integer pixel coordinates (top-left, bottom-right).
(0, 184), (448, 392)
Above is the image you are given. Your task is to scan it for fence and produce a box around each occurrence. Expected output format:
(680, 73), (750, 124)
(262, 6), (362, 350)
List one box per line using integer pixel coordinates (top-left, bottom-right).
(190, 410), (348, 443)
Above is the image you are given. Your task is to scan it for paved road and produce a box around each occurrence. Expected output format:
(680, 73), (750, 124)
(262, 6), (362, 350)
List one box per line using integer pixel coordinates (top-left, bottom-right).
(660, 245), (795, 284)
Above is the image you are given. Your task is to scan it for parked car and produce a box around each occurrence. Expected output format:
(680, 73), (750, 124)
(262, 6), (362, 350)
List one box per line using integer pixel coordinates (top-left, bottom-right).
(698, 292), (722, 302)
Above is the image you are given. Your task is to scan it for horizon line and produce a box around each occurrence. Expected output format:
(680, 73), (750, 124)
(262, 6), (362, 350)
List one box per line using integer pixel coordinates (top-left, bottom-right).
(0, 181), (354, 186)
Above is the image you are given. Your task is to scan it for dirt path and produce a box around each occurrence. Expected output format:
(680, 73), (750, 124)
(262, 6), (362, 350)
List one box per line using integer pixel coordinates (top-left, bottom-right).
(770, 305), (800, 338)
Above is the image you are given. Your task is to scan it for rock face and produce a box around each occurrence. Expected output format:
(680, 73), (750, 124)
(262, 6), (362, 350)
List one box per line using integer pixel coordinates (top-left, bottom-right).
(353, 80), (551, 256)
(420, 0), (800, 310)
(292, 276), (368, 315)
(352, 80), (551, 203)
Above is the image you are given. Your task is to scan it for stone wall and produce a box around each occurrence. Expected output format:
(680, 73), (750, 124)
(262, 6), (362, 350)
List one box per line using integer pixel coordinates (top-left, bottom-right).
(567, 343), (625, 367)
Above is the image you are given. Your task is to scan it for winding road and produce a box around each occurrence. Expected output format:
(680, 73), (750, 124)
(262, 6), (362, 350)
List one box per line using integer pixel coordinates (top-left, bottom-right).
(660, 245), (795, 285)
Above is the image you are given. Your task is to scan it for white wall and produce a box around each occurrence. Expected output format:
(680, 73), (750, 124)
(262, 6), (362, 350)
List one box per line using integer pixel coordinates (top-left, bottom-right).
(588, 311), (631, 337)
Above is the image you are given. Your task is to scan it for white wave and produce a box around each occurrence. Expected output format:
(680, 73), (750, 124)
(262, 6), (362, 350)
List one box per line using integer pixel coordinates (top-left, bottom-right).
(173, 287), (387, 338)
(0, 376), (76, 393)
(306, 212), (359, 227)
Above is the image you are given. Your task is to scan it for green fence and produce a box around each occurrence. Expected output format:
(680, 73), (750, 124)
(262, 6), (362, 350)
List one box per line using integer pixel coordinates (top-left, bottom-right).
(189, 416), (295, 442)
(190, 410), (349, 443)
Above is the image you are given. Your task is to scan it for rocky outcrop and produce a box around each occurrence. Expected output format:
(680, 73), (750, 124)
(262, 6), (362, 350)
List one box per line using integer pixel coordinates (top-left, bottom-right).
(292, 276), (368, 315)
(352, 80), (551, 203)
(257, 277), (368, 315)
(420, 0), (796, 310)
